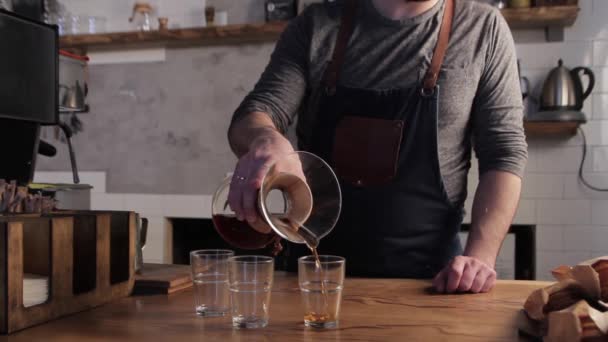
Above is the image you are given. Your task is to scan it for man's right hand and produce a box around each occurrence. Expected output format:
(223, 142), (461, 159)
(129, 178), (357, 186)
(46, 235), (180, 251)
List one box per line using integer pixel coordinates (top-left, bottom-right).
(227, 131), (295, 232)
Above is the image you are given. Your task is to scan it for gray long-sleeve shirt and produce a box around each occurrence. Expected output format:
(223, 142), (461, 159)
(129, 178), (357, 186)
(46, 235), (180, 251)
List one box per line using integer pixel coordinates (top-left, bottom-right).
(232, 0), (527, 207)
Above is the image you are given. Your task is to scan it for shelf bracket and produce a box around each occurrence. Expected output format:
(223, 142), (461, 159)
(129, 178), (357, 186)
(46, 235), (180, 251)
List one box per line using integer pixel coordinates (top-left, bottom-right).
(545, 26), (565, 42)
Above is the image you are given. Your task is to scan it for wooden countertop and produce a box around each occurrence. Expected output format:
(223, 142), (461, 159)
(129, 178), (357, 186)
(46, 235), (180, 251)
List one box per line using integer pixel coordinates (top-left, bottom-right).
(1, 273), (548, 341)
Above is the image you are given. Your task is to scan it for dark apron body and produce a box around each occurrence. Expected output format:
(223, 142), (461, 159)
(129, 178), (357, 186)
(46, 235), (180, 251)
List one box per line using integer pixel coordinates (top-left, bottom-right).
(287, 0), (463, 279)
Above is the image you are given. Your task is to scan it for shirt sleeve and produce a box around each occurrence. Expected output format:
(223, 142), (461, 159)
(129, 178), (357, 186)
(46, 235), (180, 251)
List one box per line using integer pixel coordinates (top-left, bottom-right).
(472, 10), (528, 178)
(230, 11), (312, 134)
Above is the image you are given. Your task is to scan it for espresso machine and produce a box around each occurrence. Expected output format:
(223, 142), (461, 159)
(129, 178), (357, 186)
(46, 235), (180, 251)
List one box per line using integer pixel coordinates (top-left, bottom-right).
(0, 8), (86, 212)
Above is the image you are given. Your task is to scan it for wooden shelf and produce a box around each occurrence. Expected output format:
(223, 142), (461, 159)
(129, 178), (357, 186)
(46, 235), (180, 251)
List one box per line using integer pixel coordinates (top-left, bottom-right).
(502, 5), (579, 41)
(59, 21), (289, 52)
(59, 6), (579, 51)
(524, 120), (581, 136)
(502, 5), (579, 29)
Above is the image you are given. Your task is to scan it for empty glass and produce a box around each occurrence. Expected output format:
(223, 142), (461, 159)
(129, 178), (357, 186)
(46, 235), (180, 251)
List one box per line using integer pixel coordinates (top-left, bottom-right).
(190, 249), (234, 317)
(228, 256), (274, 329)
(299, 255), (345, 328)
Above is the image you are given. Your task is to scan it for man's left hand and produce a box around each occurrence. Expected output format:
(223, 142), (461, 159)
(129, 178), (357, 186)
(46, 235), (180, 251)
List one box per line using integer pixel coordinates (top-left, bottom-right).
(432, 255), (496, 294)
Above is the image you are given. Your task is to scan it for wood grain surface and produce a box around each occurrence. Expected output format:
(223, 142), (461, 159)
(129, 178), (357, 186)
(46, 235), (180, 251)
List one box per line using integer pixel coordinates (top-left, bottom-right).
(0, 273), (549, 341)
(523, 121), (580, 136)
(59, 22), (289, 52)
(502, 6), (578, 29)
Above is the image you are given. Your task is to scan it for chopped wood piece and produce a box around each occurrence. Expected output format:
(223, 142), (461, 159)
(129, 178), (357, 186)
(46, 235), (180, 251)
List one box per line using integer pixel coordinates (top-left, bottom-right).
(553, 265), (574, 281)
(591, 259), (608, 302)
(546, 300), (608, 342)
(524, 279), (589, 321)
(572, 265), (602, 301)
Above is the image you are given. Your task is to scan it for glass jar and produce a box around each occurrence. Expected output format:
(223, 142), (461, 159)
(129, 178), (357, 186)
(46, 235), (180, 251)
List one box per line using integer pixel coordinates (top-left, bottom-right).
(129, 2), (154, 31)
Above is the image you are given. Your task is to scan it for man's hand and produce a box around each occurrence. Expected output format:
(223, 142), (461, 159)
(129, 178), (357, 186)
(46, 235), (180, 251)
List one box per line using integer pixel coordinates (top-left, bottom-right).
(432, 255), (496, 294)
(227, 131), (295, 231)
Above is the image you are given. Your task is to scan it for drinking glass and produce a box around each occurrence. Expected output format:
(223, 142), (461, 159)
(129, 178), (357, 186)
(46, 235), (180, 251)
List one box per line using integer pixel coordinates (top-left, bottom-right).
(228, 256), (274, 329)
(299, 255), (346, 328)
(190, 249), (234, 317)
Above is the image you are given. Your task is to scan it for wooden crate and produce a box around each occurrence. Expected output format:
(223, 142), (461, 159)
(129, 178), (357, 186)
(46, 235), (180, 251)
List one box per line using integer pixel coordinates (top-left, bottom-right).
(0, 211), (137, 334)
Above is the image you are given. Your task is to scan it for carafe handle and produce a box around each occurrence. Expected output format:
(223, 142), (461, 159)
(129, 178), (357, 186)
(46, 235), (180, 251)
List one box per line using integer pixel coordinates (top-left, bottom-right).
(572, 67), (595, 101)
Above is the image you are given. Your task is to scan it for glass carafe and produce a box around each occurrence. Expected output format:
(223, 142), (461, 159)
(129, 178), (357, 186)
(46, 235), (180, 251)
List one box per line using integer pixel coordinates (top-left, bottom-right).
(211, 151), (342, 252)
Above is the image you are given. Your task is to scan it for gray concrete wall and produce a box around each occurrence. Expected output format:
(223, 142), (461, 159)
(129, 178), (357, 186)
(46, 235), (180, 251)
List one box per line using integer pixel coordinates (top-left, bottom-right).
(37, 43), (276, 194)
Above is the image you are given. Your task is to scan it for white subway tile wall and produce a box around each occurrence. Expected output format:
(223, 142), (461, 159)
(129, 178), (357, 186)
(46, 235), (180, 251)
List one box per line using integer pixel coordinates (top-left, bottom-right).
(521, 174), (564, 199)
(143, 217), (168, 263)
(597, 68), (608, 93)
(594, 94), (608, 119)
(537, 200), (592, 225)
(516, 41), (593, 69)
(535, 225), (565, 252)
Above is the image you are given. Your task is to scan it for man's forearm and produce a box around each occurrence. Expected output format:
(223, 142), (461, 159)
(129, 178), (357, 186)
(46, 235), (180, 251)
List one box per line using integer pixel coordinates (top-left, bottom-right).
(228, 112), (284, 157)
(464, 170), (522, 267)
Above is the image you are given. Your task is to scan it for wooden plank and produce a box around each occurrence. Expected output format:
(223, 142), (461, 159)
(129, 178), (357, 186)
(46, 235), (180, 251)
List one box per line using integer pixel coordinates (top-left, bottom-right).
(6, 222), (23, 333)
(133, 263), (192, 295)
(96, 214), (110, 291)
(524, 121), (580, 136)
(0, 274), (552, 341)
(502, 6), (579, 29)
(0, 223), (7, 333)
(72, 216), (96, 295)
(52, 217), (74, 300)
(59, 22), (288, 51)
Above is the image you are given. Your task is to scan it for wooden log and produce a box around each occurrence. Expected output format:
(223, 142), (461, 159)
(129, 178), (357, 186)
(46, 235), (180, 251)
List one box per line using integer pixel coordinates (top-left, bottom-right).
(546, 300), (608, 342)
(524, 279), (589, 321)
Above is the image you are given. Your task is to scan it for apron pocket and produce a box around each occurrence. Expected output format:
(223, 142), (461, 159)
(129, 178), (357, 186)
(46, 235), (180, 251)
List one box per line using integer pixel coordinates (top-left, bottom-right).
(332, 116), (404, 187)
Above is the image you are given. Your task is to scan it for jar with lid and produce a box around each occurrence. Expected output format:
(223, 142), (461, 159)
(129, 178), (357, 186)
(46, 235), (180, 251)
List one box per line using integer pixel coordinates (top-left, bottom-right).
(129, 2), (155, 31)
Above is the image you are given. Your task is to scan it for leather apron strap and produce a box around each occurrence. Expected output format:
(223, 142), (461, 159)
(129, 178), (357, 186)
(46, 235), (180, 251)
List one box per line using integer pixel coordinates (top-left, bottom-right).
(322, 0), (456, 94)
(422, 0), (454, 93)
(323, 0), (358, 94)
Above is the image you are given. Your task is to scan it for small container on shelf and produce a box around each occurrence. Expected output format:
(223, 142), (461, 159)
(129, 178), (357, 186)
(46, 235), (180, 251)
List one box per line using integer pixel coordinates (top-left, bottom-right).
(158, 17), (168, 31)
(205, 5), (215, 26)
(85, 16), (107, 34)
(129, 2), (155, 31)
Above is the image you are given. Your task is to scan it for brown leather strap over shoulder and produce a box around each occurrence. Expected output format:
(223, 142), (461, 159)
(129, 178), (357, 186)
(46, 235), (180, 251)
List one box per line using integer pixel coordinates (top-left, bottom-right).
(422, 0), (455, 93)
(323, 0), (358, 94)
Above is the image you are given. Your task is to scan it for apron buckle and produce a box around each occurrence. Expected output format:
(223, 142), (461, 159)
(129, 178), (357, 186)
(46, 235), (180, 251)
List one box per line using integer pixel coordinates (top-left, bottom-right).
(325, 85), (337, 96)
(420, 86), (435, 97)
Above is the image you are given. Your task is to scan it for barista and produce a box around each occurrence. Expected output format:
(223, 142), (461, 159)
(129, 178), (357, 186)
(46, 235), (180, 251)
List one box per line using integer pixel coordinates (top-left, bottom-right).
(227, 0), (527, 294)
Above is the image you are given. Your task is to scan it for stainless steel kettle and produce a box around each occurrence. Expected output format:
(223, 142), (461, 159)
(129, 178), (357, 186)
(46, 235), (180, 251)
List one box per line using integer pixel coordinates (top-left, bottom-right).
(540, 59), (595, 111)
